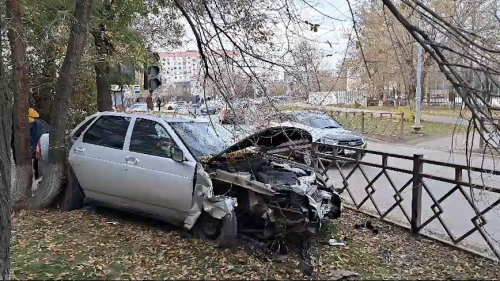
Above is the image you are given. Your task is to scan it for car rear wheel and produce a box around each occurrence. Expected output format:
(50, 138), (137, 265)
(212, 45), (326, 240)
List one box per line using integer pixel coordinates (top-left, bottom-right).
(59, 169), (85, 211)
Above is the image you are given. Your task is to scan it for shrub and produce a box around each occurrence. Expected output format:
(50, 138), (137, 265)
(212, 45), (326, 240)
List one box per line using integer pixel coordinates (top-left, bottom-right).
(397, 106), (425, 122)
(353, 100), (361, 109)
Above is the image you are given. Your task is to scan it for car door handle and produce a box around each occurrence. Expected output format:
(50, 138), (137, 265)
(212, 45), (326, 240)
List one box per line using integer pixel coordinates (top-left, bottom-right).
(74, 147), (85, 154)
(125, 156), (139, 165)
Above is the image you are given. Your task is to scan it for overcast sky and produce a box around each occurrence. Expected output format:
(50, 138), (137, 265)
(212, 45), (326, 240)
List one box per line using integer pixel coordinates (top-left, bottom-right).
(159, 0), (355, 69)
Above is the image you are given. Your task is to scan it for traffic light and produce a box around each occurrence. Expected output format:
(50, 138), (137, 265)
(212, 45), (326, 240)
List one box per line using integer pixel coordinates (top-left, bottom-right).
(147, 65), (162, 90)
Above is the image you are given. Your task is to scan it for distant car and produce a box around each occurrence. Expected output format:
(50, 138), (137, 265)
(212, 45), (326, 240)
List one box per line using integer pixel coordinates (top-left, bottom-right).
(128, 103), (148, 112)
(201, 106), (217, 115)
(175, 101), (188, 107)
(219, 106), (245, 124)
(267, 111), (367, 165)
(165, 103), (180, 111)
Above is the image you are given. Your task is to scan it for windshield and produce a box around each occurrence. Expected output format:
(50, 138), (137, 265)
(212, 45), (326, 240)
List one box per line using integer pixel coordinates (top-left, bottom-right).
(297, 114), (343, 129)
(169, 122), (229, 159)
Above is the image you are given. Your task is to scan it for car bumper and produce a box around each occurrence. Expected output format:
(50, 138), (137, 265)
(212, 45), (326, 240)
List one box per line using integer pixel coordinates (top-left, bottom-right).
(316, 142), (367, 159)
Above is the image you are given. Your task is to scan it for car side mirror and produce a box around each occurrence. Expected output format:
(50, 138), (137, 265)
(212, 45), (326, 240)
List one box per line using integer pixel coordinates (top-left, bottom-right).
(170, 146), (185, 162)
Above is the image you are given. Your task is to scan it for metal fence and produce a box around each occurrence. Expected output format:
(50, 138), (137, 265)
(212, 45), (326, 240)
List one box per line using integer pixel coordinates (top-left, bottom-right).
(270, 143), (500, 260)
(326, 110), (405, 139)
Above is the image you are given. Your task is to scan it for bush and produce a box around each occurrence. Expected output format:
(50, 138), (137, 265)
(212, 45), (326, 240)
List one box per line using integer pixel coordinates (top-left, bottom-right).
(397, 106), (425, 122)
(353, 100), (361, 109)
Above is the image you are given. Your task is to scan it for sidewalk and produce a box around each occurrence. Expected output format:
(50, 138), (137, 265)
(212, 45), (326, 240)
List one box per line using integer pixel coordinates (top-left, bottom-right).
(399, 133), (500, 155)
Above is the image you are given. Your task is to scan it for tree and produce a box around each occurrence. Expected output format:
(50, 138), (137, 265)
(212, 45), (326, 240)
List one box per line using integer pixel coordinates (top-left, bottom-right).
(32, 0), (94, 208)
(92, 0), (184, 112)
(6, 0), (32, 204)
(0, 1), (13, 277)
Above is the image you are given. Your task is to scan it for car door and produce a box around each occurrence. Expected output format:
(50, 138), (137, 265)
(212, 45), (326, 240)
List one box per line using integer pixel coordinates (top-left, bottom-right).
(68, 114), (132, 204)
(123, 117), (196, 219)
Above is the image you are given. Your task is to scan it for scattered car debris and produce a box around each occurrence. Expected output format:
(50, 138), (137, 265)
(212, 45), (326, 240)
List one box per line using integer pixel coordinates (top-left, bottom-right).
(328, 238), (345, 246)
(354, 220), (379, 234)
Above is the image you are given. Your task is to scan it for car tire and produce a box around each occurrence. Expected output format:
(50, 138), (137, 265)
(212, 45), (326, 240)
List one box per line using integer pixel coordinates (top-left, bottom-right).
(59, 169), (85, 211)
(193, 210), (237, 248)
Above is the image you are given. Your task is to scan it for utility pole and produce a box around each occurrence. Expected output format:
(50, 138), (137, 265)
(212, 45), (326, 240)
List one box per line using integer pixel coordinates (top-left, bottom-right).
(413, 4), (423, 133)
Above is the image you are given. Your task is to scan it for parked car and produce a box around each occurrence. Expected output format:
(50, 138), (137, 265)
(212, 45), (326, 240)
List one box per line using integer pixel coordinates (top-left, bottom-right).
(165, 102), (180, 111)
(175, 101), (188, 107)
(37, 112), (342, 248)
(266, 111), (367, 164)
(127, 102), (148, 112)
(219, 105), (245, 124)
(200, 105), (217, 115)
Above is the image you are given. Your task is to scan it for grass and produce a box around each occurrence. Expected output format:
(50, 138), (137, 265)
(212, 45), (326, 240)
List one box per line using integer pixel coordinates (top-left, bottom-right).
(9, 207), (500, 280)
(332, 113), (469, 142)
(356, 105), (472, 119)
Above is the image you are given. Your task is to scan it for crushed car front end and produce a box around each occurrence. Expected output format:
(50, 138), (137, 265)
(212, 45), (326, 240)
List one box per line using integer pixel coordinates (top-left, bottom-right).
(169, 120), (342, 243)
(207, 152), (341, 239)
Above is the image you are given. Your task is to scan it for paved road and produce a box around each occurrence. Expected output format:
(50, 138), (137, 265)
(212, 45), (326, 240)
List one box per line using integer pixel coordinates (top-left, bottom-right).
(327, 141), (500, 258)
(327, 106), (469, 125)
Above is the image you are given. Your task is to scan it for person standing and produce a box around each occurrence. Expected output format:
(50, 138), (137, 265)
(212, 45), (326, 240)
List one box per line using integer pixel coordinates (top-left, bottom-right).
(29, 108), (50, 178)
(157, 98), (162, 112)
(146, 93), (154, 111)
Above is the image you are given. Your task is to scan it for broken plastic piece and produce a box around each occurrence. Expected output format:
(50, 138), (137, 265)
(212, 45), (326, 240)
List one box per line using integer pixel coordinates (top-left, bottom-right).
(328, 239), (345, 246)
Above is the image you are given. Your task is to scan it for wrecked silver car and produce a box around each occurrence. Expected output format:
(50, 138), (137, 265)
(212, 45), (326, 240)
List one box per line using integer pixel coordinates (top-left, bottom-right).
(38, 112), (341, 247)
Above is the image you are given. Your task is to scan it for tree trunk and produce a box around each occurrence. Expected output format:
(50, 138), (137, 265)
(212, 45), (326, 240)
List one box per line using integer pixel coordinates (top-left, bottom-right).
(0, 1), (13, 277)
(33, 34), (57, 123)
(95, 61), (113, 111)
(6, 0), (32, 204)
(93, 25), (113, 112)
(32, 0), (94, 208)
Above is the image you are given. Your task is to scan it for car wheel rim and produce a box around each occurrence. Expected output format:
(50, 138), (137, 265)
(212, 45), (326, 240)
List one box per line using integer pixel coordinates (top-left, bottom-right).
(203, 218), (219, 237)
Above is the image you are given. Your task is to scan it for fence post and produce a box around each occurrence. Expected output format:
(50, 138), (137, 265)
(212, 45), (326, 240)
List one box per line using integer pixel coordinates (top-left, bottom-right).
(411, 153), (424, 235)
(361, 111), (365, 134)
(400, 113), (405, 138)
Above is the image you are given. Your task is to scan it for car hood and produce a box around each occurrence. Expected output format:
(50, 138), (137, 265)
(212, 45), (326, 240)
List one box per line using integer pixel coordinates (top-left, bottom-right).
(206, 125), (312, 163)
(259, 121), (363, 142)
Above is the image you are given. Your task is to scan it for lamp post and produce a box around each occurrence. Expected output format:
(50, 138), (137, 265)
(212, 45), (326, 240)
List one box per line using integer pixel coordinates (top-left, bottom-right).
(413, 5), (423, 133)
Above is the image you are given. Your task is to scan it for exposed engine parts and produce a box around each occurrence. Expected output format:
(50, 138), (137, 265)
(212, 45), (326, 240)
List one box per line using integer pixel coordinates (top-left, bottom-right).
(203, 151), (342, 241)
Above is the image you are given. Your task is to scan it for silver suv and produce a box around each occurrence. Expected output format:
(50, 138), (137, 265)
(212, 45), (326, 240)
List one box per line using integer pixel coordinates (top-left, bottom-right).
(37, 112), (342, 246)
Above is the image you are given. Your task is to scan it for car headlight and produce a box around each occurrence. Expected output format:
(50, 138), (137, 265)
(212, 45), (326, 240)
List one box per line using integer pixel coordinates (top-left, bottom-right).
(318, 137), (339, 145)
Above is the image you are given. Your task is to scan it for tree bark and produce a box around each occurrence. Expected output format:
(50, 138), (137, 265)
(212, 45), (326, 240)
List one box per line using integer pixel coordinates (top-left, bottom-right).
(6, 0), (32, 204)
(33, 33), (57, 124)
(0, 1), (13, 277)
(93, 25), (113, 112)
(32, 0), (94, 208)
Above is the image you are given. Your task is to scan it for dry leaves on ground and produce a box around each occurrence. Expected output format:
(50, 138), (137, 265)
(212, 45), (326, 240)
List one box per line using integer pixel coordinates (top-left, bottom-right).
(9, 206), (500, 280)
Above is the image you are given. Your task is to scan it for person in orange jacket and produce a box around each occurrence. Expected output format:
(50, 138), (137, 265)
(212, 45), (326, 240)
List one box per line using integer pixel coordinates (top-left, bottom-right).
(29, 108), (50, 178)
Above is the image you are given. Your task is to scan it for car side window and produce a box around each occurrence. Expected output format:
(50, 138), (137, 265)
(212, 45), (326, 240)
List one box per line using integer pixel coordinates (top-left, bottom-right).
(72, 117), (96, 140)
(129, 118), (175, 158)
(82, 115), (130, 150)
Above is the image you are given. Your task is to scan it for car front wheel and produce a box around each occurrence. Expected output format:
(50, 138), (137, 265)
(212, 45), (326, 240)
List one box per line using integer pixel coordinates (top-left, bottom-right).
(193, 211), (237, 248)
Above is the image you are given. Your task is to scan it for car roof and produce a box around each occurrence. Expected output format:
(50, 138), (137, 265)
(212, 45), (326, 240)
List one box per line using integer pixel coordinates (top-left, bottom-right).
(94, 111), (210, 123)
